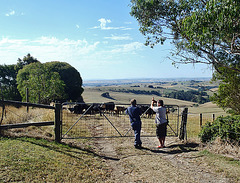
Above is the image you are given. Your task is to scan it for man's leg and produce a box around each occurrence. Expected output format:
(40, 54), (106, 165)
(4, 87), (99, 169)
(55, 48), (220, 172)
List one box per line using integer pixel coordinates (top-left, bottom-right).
(134, 124), (142, 148)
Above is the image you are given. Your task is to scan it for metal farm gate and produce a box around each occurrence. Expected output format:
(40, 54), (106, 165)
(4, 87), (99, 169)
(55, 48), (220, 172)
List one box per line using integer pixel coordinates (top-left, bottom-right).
(61, 102), (180, 139)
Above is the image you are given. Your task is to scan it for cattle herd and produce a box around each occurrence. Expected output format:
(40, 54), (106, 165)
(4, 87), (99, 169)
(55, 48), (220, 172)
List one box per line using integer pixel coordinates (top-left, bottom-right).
(62, 102), (155, 118)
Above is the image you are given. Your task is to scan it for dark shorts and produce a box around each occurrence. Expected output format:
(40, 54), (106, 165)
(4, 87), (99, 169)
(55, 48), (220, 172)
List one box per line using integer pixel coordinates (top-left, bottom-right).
(156, 122), (167, 138)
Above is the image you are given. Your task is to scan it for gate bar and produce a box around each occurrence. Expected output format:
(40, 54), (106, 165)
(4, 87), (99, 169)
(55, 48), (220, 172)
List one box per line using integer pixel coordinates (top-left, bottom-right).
(99, 107), (122, 137)
(62, 104), (94, 138)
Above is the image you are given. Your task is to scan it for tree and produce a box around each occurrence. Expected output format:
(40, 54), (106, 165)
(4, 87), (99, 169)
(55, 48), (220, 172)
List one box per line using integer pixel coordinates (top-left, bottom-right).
(0, 54), (40, 101)
(16, 62), (66, 104)
(211, 66), (240, 114)
(130, 0), (240, 112)
(45, 61), (84, 102)
(130, 0), (240, 72)
(0, 64), (21, 100)
(15, 53), (39, 71)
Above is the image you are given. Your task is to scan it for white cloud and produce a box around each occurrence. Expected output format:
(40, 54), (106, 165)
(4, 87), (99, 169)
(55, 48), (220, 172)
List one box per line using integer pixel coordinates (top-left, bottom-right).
(5, 10), (15, 16)
(0, 37), (145, 79)
(92, 18), (133, 30)
(76, 24), (80, 29)
(99, 18), (112, 29)
(101, 42), (143, 55)
(0, 37), (100, 65)
(104, 34), (132, 41)
(114, 42), (144, 53)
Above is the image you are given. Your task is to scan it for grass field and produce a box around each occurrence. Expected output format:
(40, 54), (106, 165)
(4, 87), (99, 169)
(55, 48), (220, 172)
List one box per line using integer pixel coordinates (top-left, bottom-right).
(82, 85), (227, 138)
(0, 137), (109, 182)
(1, 81), (239, 182)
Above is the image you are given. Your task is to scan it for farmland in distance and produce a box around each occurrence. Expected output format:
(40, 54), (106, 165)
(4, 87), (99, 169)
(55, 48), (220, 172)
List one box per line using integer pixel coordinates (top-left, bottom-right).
(82, 78), (226, 137)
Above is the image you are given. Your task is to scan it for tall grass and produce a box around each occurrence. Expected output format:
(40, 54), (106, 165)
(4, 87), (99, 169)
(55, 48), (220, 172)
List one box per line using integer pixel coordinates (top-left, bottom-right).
(187, 113), (227, 138)
(0, 105), (55, 139)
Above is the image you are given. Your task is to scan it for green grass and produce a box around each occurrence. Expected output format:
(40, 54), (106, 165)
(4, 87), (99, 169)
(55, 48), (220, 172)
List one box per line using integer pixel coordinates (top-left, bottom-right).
(0, 137), (110, 182)
(199, 150), (240, 181)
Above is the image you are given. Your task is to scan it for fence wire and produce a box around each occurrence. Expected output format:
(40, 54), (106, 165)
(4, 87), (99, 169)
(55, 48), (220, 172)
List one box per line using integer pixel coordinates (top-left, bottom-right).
(0, 103), (55, 138)
(61, 103), (180, 139)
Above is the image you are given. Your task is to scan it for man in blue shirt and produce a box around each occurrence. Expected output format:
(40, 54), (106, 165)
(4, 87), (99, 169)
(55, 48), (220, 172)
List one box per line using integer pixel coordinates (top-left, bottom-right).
(125, 99), (142, 149)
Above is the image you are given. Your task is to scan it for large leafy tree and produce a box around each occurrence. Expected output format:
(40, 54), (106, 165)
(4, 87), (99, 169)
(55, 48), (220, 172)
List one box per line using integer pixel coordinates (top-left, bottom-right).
(130, 0), (240, 71)
(0, 54), (40, 101)
(45, 61), (84, 102)
(15, 53), (39, 70)
(211, 66), (240, 114)
(17, 62), (66, 104)
(0, 64), (21, 100)
(130, 0), (240, 113)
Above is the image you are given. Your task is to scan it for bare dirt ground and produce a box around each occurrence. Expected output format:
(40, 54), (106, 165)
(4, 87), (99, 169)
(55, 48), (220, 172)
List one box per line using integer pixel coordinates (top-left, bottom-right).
(91, 136), (235, 183)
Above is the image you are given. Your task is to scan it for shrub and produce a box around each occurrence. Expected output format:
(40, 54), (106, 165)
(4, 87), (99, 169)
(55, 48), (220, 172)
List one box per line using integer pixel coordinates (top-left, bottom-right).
(199, 115), (240, 143)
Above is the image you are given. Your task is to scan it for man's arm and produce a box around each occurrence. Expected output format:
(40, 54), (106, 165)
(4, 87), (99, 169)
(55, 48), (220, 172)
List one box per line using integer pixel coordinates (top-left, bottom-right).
(151, 97), (156, 109)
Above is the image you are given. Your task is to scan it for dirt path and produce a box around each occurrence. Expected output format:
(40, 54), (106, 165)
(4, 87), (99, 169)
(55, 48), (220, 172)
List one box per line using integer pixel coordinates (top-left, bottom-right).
(93, 136), (231, 183)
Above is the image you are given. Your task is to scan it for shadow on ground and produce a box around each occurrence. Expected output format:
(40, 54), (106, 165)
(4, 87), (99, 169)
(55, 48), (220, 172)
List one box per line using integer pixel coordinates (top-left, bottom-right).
(140, 142), (199, 154)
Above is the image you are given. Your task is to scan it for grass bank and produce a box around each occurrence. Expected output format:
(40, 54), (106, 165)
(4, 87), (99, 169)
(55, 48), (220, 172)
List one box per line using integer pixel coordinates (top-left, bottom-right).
(0, 137), (109, 182)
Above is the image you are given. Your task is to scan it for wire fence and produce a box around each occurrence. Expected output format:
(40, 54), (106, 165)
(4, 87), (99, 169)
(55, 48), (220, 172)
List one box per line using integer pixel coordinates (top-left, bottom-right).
(61, 103), (180, 139)
(187, 112), (227, 138)
(0, 102), (55, 139)
(1, 101), (239, 141)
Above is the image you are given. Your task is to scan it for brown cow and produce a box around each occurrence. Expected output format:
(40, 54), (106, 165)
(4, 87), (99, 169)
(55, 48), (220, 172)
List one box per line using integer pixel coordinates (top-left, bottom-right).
(115, 106), (126, 116)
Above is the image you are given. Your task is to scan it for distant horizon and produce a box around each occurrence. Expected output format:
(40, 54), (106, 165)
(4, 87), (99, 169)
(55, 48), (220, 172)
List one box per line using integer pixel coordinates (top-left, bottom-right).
(83, 76), (212, 82)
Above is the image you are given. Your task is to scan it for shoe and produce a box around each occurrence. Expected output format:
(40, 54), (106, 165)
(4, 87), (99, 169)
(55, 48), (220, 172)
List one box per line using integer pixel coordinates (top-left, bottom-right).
(135, 144), (142, 149)
(157, 145), (166, 148)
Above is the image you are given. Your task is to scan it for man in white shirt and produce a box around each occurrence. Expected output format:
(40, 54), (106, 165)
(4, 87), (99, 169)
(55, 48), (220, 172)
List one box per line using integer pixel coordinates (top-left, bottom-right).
(151, 98), (168, 148)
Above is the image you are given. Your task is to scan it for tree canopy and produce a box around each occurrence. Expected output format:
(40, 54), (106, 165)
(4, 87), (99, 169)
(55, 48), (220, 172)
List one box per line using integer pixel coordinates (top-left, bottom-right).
(130, 0), (240, 113)
(0, 64), (21, 100)
(15, 53), (39, 71)
(45, 61), (84, 102)
(211, 66), (240, 114)
(16, 62), (66, 104)
(130, 0), (240, 72)
(1, 54), (84, 103)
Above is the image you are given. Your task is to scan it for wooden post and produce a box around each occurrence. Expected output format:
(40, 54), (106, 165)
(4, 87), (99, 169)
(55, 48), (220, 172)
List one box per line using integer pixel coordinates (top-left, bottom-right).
(212, 114), (215, 121)
(26, 88), (29, 113)
(54, 103), (61, 143)
(38, 93), (41, 104)
(200, 113), (202, 127)
(179, 108), (188, 140)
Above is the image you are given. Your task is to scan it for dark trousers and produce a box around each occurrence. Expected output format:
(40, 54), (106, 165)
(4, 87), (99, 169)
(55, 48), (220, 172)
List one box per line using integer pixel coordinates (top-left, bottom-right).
(156, 122), (167, 138)
(131, 122), (142, 146)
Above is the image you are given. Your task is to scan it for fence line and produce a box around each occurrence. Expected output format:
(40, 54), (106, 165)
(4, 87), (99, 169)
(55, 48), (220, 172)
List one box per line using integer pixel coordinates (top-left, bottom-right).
(0, 100), (61, 142)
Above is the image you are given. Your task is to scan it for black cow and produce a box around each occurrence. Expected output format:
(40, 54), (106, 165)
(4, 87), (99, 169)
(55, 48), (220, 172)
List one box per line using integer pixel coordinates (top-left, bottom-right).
(73, 103), (90, 114)
(140, 105), (155, 118)
(100, 102), (115, 115)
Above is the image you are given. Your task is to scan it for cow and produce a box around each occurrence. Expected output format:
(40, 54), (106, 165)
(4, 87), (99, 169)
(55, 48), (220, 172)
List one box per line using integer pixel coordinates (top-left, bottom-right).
(115, 106), (126, 116)
(140, 105), (155, 118)
(100, 102), (115, 115)
(73, 103), (90, 114)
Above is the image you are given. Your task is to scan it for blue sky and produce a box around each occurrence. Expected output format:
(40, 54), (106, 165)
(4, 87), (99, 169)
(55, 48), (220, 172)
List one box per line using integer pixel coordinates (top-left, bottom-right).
(0, 0), (213, 81)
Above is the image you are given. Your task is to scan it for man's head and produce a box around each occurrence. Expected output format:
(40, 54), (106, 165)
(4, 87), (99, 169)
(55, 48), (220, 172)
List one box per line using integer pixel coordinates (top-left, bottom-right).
(157, 100), (164, 106)
(130, 99), (137, 106)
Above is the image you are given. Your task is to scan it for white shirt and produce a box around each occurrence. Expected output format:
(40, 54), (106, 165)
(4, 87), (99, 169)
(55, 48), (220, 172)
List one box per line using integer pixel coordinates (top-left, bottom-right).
(152, 106), (167, 125)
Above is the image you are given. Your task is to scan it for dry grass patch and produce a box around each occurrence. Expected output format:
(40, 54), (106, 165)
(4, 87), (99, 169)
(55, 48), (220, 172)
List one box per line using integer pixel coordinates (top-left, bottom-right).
(198, 149), (240, 182)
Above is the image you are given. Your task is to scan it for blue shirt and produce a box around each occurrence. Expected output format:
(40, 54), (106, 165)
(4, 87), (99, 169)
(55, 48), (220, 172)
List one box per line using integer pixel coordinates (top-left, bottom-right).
(125, 105), (142, 123)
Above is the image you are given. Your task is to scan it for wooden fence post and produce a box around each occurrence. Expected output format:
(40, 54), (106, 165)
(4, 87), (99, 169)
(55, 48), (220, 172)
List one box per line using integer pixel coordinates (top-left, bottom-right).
(200, 113), (202, 127)
(26, 88), (29, 113)
(179, 108), (188, 140)
(54, 103), (61, 143)
(212, 114), (215, 121)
